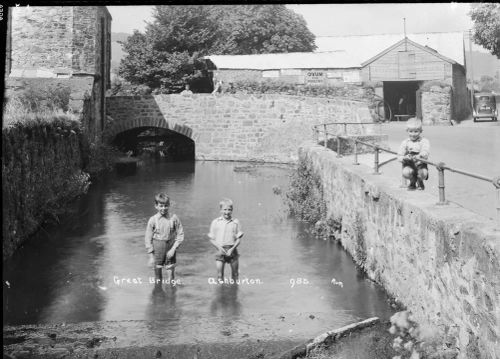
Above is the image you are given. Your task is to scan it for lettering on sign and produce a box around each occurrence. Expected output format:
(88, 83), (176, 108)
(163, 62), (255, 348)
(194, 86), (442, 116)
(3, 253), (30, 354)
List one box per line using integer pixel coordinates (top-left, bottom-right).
(305, 71), (325, 85)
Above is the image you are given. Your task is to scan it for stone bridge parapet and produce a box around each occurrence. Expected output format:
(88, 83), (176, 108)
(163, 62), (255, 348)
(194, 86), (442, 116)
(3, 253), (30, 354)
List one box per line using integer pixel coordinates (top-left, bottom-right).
(106, 94), (376, 163)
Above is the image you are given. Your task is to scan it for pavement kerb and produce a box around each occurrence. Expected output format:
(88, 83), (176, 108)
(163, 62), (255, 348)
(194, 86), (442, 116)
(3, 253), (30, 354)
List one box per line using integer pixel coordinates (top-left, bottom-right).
(271, 317), (380, 359)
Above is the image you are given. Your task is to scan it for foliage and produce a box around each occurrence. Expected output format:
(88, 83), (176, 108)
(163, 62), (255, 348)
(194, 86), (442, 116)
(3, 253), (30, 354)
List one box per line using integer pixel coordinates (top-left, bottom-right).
(388, 311), (459, 359)
(469, 3), (500, 58)
(118, 5), (316, 92)
(226, 80), (369, 100)
(109, 77), (152, 96)
(83, 141), (122, 178)
(477, 75), (500, 92)
(208, 5), (316, 55)
(285, 158), (327, 224)
(6, 82), (71, 113)
(2, 116), (90, 259)
(419, 80), (451, 92)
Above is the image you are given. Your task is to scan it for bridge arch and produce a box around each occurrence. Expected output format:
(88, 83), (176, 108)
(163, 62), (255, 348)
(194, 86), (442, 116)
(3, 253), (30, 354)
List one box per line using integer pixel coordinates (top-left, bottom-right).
(106, 116), (194, 142)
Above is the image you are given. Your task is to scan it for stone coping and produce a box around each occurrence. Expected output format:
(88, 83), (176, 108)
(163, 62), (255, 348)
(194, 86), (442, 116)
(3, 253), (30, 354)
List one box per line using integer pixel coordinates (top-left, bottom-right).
(271, 317), (380, 359)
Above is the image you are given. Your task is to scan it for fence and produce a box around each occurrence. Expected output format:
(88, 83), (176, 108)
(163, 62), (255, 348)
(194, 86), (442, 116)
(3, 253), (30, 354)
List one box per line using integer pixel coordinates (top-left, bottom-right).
(313, 122), (500, 225)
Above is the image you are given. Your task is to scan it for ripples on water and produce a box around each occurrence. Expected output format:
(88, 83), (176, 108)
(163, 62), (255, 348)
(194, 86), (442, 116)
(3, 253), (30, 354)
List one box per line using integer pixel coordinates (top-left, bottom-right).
(3, 160), (395, 344)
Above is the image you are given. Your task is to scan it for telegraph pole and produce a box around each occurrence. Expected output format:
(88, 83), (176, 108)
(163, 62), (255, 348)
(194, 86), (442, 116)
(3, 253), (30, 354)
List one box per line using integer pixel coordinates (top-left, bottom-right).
(404, 18), (407, 51)
(468, 29), (475, 109)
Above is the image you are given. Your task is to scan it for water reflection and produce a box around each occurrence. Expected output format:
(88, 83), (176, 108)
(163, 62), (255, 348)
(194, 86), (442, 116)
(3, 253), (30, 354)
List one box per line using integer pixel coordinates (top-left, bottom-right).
(210, 284), (242, 318)
(145, 284), (180, 333)
(4, 160), (395, 344)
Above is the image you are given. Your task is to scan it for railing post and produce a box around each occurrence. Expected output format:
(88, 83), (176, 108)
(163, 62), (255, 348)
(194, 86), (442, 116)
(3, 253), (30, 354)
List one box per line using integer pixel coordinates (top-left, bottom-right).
(353, 138), (359, 165)
(343, 123), (347, 135)
(336, 136), (342, 157)
(436, 162), (448, 205)
(323, 124), (328, 148)
(493, 176), (500, 228)
(373, 146), (380, 174)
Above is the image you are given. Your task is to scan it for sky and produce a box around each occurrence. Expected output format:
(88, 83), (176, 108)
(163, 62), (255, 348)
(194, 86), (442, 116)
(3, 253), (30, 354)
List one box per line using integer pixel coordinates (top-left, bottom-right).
(107, 3), (474, 37)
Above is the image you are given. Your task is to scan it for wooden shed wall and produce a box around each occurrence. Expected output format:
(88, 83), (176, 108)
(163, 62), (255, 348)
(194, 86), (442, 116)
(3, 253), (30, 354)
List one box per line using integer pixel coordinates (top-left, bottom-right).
(214, 68), (362, 86)
(361, 41), (453, 82)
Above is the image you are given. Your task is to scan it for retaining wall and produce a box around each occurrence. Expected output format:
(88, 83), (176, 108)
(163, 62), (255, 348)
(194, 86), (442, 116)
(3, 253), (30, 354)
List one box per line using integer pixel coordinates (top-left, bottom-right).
(2, 118), (89, 260)
(300, 143), (500, 359)
(107, 94), (377, 163)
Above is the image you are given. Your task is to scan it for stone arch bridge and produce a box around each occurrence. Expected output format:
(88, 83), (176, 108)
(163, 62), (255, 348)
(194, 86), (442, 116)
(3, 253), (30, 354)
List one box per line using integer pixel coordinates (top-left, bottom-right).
(106, 94), (375, 163)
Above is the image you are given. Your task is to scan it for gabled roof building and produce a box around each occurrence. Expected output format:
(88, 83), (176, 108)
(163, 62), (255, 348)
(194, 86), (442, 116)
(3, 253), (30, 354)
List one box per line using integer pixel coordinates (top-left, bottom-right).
(204, 32), (470, 123)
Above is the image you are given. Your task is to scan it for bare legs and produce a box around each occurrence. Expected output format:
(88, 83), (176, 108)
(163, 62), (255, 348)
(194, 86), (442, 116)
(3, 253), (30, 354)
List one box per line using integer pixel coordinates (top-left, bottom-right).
(216, 259), (239, 282)
(403, 167), (428, 190)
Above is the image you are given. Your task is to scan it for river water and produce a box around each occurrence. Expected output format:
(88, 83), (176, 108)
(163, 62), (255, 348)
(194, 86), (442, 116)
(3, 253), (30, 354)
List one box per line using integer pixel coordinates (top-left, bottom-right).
(3, 160), (395, 345)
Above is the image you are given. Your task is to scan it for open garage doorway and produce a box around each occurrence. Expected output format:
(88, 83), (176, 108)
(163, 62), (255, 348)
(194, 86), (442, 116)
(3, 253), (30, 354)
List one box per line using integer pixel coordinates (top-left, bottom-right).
(383, 81), (422, 121)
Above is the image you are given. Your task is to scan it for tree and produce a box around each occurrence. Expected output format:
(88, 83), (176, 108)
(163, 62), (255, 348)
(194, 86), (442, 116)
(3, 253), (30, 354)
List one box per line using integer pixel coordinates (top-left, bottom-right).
(119, 7), (216, 91)
(469, 3), (500, 58)
(118, 5), (316, 92)
(208, 5), (316, 55)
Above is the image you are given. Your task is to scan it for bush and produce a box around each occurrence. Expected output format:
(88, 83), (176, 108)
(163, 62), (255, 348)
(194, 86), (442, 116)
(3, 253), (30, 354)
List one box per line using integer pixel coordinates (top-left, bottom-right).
(2, 115), (91, 259)
(83, 141), (121, 178)
(109, 78), (152, 96)
(226, 80), (371, 101)
(7, 82), (71, 113)
(419, 80), (451, 92)
(388, 311), (459, 359)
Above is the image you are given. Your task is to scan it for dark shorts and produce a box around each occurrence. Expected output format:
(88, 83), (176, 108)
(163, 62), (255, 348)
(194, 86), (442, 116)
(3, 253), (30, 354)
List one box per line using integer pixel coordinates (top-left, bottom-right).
(215, 246), (239, 263)
(153, 239), (176, 267)
(402, 159), (428, 179)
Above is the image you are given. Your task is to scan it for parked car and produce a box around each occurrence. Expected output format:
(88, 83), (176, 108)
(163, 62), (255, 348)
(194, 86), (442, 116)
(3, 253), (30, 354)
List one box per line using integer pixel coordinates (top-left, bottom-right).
(472, 92), (498, 122)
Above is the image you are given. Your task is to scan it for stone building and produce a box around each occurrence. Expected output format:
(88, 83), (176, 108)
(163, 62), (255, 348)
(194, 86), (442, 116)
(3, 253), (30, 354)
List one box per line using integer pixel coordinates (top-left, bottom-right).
(4, 6), (112, 139)
(205, 32), (470, 124)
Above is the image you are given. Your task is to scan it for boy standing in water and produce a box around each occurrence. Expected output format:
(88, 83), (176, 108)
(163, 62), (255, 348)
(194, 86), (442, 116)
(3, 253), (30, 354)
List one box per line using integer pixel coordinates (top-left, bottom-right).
(398, 118), (430, 190)
(145, 193), (184, 284)
(208, 198), (244, 282)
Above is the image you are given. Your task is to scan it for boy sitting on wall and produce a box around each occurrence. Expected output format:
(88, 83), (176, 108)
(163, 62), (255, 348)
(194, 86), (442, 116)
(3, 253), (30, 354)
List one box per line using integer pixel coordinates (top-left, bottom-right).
(397, 118), (430, 190)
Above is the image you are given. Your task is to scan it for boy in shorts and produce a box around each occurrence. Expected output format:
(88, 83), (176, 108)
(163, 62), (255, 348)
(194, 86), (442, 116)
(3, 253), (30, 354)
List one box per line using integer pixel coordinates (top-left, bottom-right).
(397, 118), (431, 190)
(208, 198), (244, 282)
(145, 193), (184, 284)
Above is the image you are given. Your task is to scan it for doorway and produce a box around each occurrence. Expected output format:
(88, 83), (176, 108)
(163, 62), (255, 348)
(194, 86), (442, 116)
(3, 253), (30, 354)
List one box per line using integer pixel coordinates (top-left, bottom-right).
(383, 81), (421, 121)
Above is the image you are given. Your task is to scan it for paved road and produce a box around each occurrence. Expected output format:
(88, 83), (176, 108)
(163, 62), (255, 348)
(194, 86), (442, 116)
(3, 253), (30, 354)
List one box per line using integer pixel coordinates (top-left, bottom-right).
(356, 119), (500, 220)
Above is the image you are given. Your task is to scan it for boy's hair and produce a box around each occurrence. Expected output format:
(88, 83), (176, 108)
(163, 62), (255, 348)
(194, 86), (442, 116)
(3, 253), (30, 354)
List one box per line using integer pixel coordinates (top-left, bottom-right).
(406, 117), (422, 131)
(155, 193), (170, 205)
(219, 198), (233, 209)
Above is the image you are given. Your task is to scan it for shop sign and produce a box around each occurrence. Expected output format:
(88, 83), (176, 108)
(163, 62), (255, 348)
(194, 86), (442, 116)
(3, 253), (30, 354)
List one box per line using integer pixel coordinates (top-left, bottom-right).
(305, 71), (325, 85)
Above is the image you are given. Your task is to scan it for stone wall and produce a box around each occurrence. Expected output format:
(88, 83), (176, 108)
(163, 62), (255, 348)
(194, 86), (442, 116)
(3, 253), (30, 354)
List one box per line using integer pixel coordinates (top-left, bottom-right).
(2, 117), (89, 260)
(10, 7), (74, 75)
(9, 6), (111, 77)
(422, 86), (452, 125)
(7, 6), (111, 141)
(106, 94), (377, 163)
(300, 144), (500, 359)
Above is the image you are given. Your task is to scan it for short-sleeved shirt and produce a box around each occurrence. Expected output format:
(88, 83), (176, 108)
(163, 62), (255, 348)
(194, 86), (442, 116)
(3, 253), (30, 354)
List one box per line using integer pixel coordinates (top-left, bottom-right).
(145, 213), (184, 254)
(208, 217), (243, 246)
(397, 137), (430, 160)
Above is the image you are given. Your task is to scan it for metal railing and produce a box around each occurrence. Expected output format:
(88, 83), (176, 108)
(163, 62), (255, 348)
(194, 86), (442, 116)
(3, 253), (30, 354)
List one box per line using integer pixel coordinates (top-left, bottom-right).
(313, 122), (500, 225)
